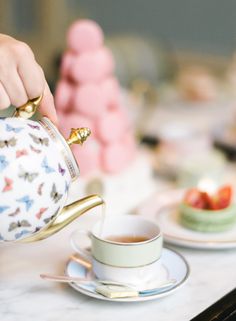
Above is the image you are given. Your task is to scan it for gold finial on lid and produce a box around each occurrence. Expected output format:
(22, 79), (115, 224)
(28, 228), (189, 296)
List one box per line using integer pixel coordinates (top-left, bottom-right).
(67, 127), (91, 146)
(13, 95), (43, 119)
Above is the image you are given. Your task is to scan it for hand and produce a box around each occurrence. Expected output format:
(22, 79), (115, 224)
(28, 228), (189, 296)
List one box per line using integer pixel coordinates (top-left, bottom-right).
(0, 34), (58, 124)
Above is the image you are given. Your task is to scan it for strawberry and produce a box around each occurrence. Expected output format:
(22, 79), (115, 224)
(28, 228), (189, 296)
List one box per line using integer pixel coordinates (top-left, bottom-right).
(183, 185), (232, 210)
(208, 185), (232, 210)
(184, 188), (207, 209)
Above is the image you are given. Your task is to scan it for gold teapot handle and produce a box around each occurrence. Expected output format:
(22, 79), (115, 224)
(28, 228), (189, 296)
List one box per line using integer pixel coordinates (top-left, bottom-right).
(12, 95), (43, 119)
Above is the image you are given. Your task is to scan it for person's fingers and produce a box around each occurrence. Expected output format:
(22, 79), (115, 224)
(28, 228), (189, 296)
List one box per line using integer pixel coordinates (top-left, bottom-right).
(0, 36), (58, 124)
(0, 81), (10, 109)
(0, 68), (28, 107)
(39, 82), (58, 125)
(18, 62), (44, 99)
(17, 53), (57, 123)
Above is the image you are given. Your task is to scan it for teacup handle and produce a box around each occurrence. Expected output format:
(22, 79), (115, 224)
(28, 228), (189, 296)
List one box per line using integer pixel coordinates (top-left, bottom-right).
(12, 95), (43, 119)
(70, 229), (92, 263)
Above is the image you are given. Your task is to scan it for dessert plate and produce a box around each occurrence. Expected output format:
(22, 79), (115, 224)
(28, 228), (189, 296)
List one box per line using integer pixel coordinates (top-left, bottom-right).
(65, 248), (189, 302)
(157, 205), (236, 250)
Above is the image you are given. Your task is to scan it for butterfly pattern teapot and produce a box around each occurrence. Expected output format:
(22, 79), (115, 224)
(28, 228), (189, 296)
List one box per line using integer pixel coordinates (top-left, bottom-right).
(0, 96), (103, 242)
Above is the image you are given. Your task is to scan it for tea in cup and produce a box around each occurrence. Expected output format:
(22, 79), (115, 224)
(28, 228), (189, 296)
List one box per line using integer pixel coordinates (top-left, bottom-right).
(70, 215), (163, 286)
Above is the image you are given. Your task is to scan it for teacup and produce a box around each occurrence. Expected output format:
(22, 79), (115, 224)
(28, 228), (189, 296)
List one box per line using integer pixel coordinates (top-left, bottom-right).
(70, 215), (163, 286)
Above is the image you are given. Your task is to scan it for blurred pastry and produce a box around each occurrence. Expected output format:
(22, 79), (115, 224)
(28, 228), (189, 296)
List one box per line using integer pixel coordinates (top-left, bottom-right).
(179, 185), (236, 232)
(73, 83), (107, 117)
(72, 140), (102, 176)
(176, 66), (218, 102)
(96, 108), (129, 144)
(100, 76), (120, 107)
(55, 79), (73, 112)
(101, 140), (136, 174)
(70, 48), (114, 83)
(67, 19), (104, 53)
(55, 19), (137, 176)
(60, 50), (76, 79)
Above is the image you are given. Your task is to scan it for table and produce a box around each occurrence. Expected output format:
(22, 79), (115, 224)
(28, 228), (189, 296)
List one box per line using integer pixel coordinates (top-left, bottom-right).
(1, 205), (236, 321)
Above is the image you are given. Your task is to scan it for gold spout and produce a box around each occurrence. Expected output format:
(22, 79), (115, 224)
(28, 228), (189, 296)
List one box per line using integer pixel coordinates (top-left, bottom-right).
(20, 194), (104, 242)
(67, 128), (91, 146)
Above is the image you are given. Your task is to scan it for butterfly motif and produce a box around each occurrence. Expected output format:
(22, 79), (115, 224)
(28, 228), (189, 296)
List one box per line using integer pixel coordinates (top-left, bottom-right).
(58, 163), (66, 176)
(0, 155), (9, 172)
(16, 149), (28, 158)
(37, 183), (44, 195)
(30, 145), (41, 154)
(2, 177), (13, 192)
(0, 206), (10, 214)
(0, 137), (17, 148)
(50, 184), (63, 203)
(27, 123), (40, 130)
(29, 133), (49, 146)
(16, 196), (34, 211)
(34, 227), (41, 233)
(41, 157), (55, 174)
(18, 166), (38, 183)
(43, 209), (59, 224)
(44, 217), (52, 224)
(36, 207), (48, 220)
(65, 181), (70, 193)
(8, 220), (31, 231)
(8, 207), (20, 217)
(15, 229), (30, 240)
(6, 124), (23, 133)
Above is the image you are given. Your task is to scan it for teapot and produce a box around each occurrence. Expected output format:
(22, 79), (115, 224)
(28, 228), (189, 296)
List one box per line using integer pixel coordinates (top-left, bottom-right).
(0, 96), (103, 243)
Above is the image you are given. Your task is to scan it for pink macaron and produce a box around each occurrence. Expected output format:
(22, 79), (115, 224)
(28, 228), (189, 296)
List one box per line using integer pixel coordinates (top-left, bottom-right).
(58, 112), (95, 139)
(67, 19), (104, 54)
(70, 47), (115, 83)
(101, 142), (132, 174)
(55, 80), (73, 112)
(96, 108), (128, 144)
(60, 51), (77, 79)
(72, 140), (101, 176)
(122, 132), (137, 161)
(100, 76), (120, 107)
(73, 83), (107, 118)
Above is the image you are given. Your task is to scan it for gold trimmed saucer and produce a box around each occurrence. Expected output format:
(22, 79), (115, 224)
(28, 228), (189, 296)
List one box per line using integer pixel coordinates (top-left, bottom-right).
(64, 248), (189, 302)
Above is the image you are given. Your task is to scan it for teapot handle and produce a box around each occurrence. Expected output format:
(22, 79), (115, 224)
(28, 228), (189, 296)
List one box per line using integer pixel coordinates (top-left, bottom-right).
(12, 95), (43, 119)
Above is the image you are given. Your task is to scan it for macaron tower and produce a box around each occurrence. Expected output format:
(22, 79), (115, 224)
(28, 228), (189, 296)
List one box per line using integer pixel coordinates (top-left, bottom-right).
(55, 19), (155, 215)
(55, 19), (136, 177)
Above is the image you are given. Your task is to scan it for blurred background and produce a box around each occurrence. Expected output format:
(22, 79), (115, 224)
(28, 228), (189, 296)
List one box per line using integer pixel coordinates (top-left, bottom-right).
(1, 0), (236, 83)
(1, 0), (236, 212)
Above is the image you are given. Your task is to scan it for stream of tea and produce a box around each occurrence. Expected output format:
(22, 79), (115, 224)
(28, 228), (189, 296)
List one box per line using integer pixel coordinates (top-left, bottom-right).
(98, 203), (106, 237)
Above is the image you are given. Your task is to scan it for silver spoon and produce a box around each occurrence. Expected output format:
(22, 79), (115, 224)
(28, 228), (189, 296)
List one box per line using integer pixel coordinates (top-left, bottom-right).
(40, 273), (146, 287)
(40, 273), (176, 291)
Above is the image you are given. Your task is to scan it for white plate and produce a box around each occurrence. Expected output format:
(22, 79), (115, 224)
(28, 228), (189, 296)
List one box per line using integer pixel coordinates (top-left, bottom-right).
(65, 248), (189, 302)
(157, 205), (236, 250)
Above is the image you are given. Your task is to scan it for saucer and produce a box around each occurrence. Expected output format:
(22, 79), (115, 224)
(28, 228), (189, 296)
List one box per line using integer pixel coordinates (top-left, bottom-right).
(157, 205), (236, 250)
(65, 248), (189, 302)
